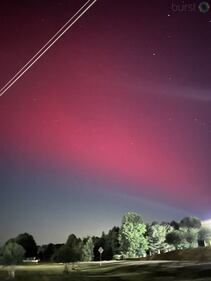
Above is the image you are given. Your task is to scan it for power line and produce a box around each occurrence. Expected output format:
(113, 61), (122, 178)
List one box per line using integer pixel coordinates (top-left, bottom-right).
(0, 0), (97, 97)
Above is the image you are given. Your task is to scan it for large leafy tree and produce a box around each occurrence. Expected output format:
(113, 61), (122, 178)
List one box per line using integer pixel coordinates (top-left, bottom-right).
(120, 212), (148, 258)
(179, 217), (202, 248)
(54, 245), (73, 263)
(180, 217), (201, 229)
(2, 241), (25, 279)
(166, 217), (202, 250)
(81, 237), (94, 261)
(55, 234), (82, 263)
(184, 228), (199, 248)
(39, 243), (63, 261)
(166, 230), (185, 250)
(122, 212), (144, 225)
(8, 233), (37, 258)
(66, 234), (80, 247)
(98, 227), (121, 260)
(170, 220), (180, 230)
(198, 227), (211, 241)
(198, 227), (211, 246)
(147, 223), (173, 254)
(107, 226), (121, 256)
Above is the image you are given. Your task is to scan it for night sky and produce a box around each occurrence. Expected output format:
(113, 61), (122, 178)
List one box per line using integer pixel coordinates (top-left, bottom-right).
(0, 0), (211, 245)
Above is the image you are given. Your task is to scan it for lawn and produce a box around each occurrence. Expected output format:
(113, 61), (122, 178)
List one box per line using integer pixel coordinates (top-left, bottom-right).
(1, 260), (211, 281)
(147, 247), (211, 262)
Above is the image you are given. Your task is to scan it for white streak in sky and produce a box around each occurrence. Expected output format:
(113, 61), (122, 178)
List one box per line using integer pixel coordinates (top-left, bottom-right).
(0, 0), (97, 97)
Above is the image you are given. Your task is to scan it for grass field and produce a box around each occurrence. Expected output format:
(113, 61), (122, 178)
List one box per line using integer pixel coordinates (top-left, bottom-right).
(147, 247), (211, 262)
(1, 260), (211, 281)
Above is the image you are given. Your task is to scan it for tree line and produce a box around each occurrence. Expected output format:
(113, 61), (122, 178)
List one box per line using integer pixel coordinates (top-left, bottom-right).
(1, 212), (211, 266)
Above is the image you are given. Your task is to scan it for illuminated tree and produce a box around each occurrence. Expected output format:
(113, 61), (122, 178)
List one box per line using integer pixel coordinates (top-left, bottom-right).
(147, 223), (173, 254)
(166, 230), (185, 250)
(179, 217), (201, 248)
(120, 212), (148, 258)
(198, 227), (211, 241)
(122, 211), (144, 225)
(198, 227), (211, 246)
(81, 237), (94, 261)
(166, 217), (202, 250)
(184, 229), (198, 248)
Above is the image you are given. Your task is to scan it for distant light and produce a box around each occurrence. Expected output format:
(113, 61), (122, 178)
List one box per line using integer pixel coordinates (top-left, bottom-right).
(202, 219), (211, 228)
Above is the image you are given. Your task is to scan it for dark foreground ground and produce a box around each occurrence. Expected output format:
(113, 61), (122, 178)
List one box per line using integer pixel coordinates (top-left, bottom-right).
(1, 260), (211, 281)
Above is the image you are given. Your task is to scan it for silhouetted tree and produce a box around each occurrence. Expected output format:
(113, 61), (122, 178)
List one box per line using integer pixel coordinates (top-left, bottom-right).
(166, 230), (185, 250)
(107, 226), (121, 256)
(2, 241), (25, 278)
(39, 243), (63, 261)
(10, 233), (37, 258)
(54, 234), (82, 272)
(179, 217), (201, 248)
(170, 220), (180, 230)
(93, 232), (106, 260)
(180, 217), (201, 229)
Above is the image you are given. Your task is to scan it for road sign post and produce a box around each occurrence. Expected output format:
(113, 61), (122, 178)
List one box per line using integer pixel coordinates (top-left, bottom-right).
(98, 247), (104, 267)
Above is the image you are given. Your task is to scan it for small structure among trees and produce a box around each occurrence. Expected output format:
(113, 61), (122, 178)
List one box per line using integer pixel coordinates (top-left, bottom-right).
(198, 220), (211, 246)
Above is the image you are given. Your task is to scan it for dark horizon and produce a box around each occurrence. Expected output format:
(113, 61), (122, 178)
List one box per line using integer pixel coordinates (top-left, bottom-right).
(2, 209), (198, 246)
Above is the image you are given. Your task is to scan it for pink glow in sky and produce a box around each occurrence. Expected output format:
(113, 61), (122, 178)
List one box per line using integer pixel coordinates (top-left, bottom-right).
(0, 0), (211, 244)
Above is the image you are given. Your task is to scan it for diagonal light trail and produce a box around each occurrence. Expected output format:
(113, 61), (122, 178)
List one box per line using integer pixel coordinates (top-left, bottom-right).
(0, 0), (93, 95)
(0, 0), (98, 97)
